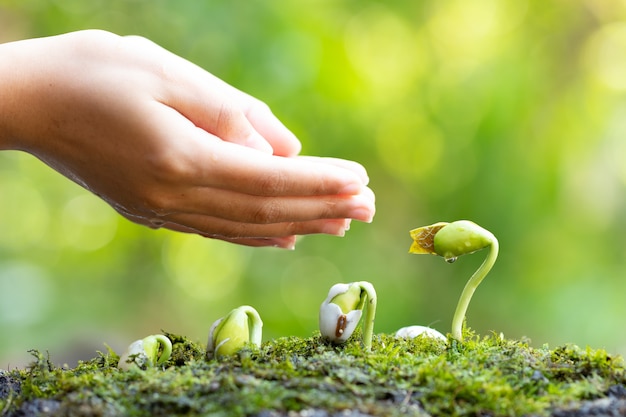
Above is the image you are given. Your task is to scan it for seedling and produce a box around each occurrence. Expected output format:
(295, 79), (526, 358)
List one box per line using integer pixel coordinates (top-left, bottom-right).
(409, 220), (499, 341)
(118, 334), (172, 370)
(319, 281), (377, 351)
(207, 305), (263, 359)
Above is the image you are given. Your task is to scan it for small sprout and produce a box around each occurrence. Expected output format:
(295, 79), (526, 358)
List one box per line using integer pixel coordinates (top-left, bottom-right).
(207, 305), (263, 359)
(395, 325), (447, 342)
(409, 220), (499, 341)
(117, 334), (172, 370)
(319, 281), (377, 351)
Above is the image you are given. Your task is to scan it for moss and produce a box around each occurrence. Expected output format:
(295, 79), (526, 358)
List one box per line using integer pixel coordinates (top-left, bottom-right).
(1, 329), (625, 417)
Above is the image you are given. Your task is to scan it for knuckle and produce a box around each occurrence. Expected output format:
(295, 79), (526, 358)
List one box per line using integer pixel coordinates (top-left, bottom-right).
(216, 103), (234, 125)
(254, 169), (288, 196)
(203, 224), (240, 240)
(250, 99), (271, 115)
(215, 103), (240, 135)
(141, 192), (173, 217)
(251, 199), (284, 224)
(215, 103), (256, 143)
(139, 153), (196, 216)
(151, 149), (195, 182)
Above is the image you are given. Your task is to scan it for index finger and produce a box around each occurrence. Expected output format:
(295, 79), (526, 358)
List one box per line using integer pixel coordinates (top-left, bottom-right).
(201, 138), (367, 197)
(295, 156), (369, 186)
(139, 38), (301, 156)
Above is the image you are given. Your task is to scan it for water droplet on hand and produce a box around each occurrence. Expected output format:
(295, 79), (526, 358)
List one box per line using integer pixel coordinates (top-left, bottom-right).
(149, 218), (165, 228)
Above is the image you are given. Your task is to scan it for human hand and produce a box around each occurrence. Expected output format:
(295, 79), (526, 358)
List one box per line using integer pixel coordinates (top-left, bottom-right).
(0, 30), (374, 248)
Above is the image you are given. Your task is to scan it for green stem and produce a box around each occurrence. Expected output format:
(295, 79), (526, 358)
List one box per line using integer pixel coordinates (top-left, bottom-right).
(242, 306), (263, 347)
(451, 237), (499, 341)
(358, 281), (377, 351)
(153, 335), (173, 366)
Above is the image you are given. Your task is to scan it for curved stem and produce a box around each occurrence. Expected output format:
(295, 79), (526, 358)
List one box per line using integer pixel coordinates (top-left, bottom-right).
(242, 306), (263, 347)
(451, 237), (499, 341)
(153, 335), (173, 366)
(357, 281), (377, 351)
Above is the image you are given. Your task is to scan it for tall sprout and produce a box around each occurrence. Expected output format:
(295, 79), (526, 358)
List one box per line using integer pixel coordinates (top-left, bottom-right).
(409, 220), (499, 341)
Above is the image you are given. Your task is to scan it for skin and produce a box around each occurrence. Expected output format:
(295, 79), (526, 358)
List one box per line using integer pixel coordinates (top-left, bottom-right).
(0, 30), (375, 248)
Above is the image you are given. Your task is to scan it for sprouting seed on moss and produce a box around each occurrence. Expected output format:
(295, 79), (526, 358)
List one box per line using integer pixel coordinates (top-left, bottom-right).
(117, 334), (172, 370)
(319, 281), (377, 351)
(207, 305), (263, 359)
(409, 220), (499, 341)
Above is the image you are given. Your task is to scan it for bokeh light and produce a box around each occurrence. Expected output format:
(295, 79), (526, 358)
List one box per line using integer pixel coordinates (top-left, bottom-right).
(162, 234), (250, 302)
(60, 194), (117, 251)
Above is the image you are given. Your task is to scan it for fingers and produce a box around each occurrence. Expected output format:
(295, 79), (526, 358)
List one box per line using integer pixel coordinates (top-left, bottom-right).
(160, 78), (277, 154)
(140, 38), (301, 156)
(210, 102), (274, 154)
(128, 208), (352, 249)
(295, 156), (370, 185)
(122, 89), (376, 241)
(166, 184), (375, 225)
(143, 102), (368, 202)
(167, 216), (353, 250)
(139, 106), (375, 221)
(243, 98), (302, 157)
(191, 89), (300, 157)
(167, 215), (352, 239)
(121, 211), (301, 249)
(195, 139), (369, 198)
(216, 235), (298, 249)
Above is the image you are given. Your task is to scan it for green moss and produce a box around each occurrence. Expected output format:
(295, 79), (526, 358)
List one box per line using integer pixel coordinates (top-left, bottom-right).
(1, 329), (625, 417)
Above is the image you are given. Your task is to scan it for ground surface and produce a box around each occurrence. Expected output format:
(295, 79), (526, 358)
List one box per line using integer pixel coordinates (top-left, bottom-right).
(1, 330), (625, 417)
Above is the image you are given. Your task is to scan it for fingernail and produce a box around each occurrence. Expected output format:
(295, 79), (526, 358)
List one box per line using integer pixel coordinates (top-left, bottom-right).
(349, 208), (375, 223)
(347, 194), (376, 223)
(271, 236), (296, 250)
(348, 199), (375, 223)
(363, 186), (376, 203)
(321, 221), (347, 236)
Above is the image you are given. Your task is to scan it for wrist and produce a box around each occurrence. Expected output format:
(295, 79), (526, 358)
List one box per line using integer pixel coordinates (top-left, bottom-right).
(0, 36), (54, 153)
(0, 30), (123, 155)
(0, 40), (22, 150)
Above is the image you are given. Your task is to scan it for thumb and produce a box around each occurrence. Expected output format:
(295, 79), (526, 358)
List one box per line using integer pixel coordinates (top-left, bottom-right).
(209, 102), (274, 154)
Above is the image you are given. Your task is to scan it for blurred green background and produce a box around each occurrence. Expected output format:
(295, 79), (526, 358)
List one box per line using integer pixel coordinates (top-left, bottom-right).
(1, 0), (625, 368)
